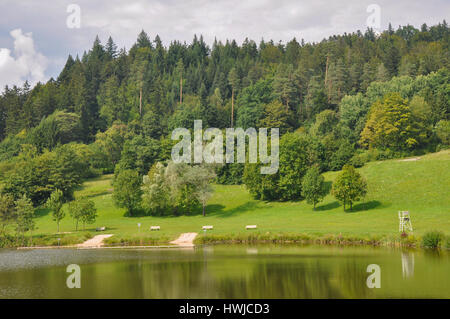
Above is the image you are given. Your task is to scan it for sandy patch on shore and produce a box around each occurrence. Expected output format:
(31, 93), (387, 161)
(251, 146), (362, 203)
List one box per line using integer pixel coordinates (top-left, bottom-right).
(77, 234), (113, 248)
(170, 233), (198, 247)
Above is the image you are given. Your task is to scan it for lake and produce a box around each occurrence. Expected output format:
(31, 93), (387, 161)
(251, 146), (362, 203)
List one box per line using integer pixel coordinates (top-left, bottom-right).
(0, 245), (448, 298)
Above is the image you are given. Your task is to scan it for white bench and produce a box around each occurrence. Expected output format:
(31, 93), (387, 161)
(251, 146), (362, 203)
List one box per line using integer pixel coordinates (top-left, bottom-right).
(96, 226), (106, 231)
(202, 225), (214, 230)
(150, 226), (160, 231)
(246, 225), (257, 230)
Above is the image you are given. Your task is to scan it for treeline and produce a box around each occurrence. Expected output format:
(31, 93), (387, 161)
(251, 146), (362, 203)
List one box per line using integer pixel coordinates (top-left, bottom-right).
(0, 21), (448, 209)
(1, 21), (448, 140)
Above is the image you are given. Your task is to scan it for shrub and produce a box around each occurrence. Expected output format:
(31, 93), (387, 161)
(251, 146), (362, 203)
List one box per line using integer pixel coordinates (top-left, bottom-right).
(350, 152), (368, 168)
(435, 120), (450, 146)
(329, 141), (355, 171)
(216, 163), (244, 185)
(422, 231), (444, 248)
(0, 234), (16, 248)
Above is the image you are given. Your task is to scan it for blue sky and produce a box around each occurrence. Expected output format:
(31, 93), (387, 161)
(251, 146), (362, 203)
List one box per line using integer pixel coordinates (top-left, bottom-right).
(0, 0), (449, 89)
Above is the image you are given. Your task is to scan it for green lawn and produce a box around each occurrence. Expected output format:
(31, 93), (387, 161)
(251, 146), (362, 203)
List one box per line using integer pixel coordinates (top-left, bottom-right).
(32, 150), (450, 245)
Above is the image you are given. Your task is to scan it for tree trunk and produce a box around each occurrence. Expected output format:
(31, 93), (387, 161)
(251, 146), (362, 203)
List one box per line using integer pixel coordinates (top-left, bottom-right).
(76, 219), (78, 232)
(139, 87), (143, 116)
(231, 88), (234, 128)
(180, 73), (183, 104)
(202, 203), (206, 217)
(313, 202), (316, 210)
(57, 221), (60, 233)
(325, 55), (332, 103)
(350, 202), (352, 211)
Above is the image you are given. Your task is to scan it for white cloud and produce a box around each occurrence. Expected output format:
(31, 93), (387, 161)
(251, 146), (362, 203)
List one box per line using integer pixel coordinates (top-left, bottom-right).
(76, 0), (449, 48)
(0, 29), (48, 89)
(0, 0), (449, 82)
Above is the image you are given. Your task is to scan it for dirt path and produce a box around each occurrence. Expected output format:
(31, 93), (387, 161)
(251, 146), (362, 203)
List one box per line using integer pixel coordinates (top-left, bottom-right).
(77, 234), (113, 248)
(399, 157), (421, 162)
(170, 233), (198, 247)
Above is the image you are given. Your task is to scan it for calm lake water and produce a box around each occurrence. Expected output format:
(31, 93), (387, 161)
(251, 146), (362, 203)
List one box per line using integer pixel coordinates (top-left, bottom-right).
(0, 245), (448, 298)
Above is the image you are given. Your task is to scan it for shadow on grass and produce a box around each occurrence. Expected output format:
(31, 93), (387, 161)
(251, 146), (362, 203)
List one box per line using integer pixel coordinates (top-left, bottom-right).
(123, 208), (149, 217)
(120, 201), (266, 219)
(315, 201), (340, 211)
(204, 204), (226, 214)
(35, 207), (51, 218)
(76, 226), (119, 232)
(347, 200), (382, 213)
(209, 201), (266, 218)
(77, 191), (112, 199)
(323, 181), (332, 193)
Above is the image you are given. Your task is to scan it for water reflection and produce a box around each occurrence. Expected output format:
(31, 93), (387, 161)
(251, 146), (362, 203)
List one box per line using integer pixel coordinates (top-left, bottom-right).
(0, 246), (448, 298)
(401, 251), (415, 278)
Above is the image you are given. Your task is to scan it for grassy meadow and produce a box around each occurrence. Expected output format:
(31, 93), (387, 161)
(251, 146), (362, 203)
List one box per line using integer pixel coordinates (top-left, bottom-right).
(30, 150), (450, 246)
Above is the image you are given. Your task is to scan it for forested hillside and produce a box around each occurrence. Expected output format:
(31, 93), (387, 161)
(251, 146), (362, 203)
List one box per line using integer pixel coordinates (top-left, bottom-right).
(0, 21), (448, 208)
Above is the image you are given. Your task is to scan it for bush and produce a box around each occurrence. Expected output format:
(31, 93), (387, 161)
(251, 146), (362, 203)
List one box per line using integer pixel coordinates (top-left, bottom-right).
(216, 163), (244, 185)
(398, 233), (418, 246)
(329, 141), (355, 171)
(422, 231), (444, 248)
(350, 152), (368, 168)
(0, 235), (16, 248)
(435, 120), (450, 146)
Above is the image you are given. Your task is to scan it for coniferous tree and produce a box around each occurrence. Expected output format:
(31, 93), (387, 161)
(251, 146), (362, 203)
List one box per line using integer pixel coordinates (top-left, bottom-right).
(136, 30), (152, 49)
(105, 36), (118, 59)
(228, 67), (240, 127)
(58, 55), (76, 84)
(376, 63), (390, 82)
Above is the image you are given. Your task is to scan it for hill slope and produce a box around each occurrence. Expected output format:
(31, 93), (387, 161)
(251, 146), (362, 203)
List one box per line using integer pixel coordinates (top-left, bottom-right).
(32, 150), (449, 244)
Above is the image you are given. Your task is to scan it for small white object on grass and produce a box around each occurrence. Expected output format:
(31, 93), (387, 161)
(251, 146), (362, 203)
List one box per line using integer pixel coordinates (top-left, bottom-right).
(150, 226), (160, 231)
(202, 225), (213, 230)
(246, 225), (257, 230)
(398, 211), (413, 232)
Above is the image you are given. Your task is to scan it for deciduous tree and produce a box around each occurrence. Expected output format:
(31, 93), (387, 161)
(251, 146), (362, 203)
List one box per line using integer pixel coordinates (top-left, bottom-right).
(331, 165), (367, 211)
(46, 189), (65, 233)
(301, 166), (328, 209)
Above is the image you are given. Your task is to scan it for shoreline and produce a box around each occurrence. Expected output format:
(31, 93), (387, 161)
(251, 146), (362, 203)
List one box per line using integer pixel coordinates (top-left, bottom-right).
(10, 232), (449, 250)
(17, 245), (194, 250)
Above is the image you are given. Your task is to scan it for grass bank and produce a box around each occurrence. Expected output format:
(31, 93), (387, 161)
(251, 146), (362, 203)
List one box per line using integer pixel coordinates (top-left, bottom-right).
(3, 150), (449, 249)
(194, 232), (426, 248)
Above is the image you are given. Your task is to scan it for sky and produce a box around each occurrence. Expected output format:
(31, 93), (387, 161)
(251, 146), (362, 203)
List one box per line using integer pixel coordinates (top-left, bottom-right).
(0, 0), (449, 89)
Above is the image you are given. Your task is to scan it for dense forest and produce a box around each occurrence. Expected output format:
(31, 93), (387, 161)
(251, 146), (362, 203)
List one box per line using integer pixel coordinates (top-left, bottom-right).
(0, 21), (448, 213)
